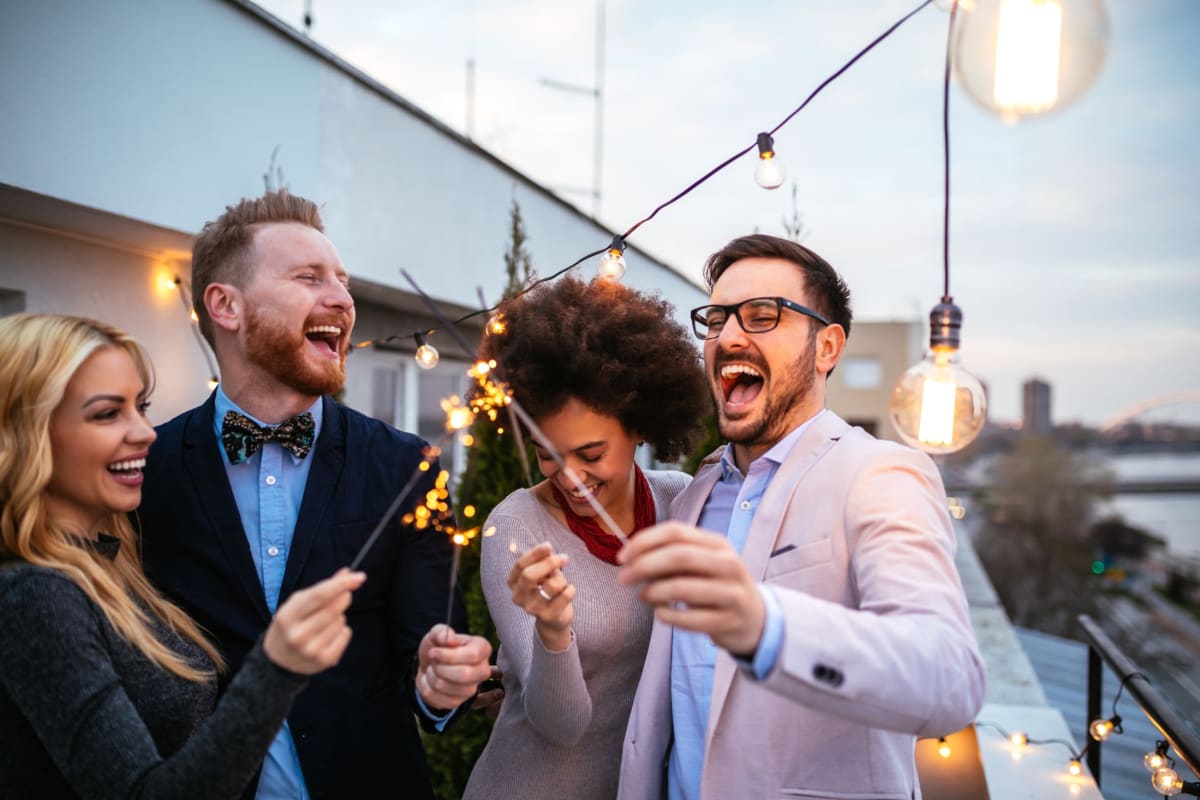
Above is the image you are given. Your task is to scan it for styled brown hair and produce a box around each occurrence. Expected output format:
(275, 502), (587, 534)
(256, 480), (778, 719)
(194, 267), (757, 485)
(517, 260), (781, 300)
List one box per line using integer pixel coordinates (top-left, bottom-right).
(190, 189), (324, 346)
(702, 234), (853, 338)
(479, 276), (708, 462)
(0, 313), (224, 681)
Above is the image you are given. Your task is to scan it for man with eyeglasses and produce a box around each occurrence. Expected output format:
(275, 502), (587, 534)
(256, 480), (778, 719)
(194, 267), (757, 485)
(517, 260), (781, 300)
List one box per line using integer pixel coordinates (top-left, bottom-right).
(616, 234), (985, 800)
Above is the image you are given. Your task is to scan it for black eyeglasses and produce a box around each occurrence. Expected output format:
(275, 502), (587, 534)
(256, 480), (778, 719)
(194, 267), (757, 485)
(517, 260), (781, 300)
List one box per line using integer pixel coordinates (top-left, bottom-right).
(689, 296), (831, 340)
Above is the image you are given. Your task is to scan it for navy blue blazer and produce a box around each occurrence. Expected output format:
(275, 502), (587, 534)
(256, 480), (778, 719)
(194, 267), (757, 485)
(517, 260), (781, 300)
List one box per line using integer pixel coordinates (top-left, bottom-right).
(137, 393), (466, 800)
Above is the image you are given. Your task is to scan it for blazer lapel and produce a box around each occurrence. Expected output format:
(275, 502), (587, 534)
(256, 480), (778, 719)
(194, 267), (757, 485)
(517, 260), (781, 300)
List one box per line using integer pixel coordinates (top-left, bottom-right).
(281, 395), (345, 599)
(674, 460), (723, 525)
(705, 410), (851, 745)
(181, 394), (271, 623)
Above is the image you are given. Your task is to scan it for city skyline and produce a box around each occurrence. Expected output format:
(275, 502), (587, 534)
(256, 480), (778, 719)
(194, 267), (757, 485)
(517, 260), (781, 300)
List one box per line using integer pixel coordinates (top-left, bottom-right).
(254, 0), (1200, 426)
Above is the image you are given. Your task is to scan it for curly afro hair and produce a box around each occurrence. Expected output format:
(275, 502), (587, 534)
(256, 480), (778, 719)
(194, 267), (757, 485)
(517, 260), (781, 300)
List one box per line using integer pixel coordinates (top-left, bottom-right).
(478, 276), (709, 462)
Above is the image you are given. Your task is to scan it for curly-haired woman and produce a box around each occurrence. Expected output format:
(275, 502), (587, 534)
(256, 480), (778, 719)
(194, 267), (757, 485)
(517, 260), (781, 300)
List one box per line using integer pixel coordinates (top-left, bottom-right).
(463, 277), (708, 800)
(0, 313), (363, 799)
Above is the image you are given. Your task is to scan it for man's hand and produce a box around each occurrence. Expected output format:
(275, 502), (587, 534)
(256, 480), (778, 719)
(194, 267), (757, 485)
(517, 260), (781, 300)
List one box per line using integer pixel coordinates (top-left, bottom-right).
(617, 522), (765, 657)
(472, 665), (505, 721)
(416, 624), (493, 712)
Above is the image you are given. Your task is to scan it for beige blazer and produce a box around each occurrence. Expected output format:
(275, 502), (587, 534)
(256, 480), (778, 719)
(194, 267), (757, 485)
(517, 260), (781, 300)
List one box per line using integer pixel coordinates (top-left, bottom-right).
(618, 411), (985, 800)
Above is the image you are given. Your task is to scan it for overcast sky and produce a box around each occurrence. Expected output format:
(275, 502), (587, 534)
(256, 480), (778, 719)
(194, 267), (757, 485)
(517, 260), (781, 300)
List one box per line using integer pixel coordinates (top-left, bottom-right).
(255, 0), (1199, 426)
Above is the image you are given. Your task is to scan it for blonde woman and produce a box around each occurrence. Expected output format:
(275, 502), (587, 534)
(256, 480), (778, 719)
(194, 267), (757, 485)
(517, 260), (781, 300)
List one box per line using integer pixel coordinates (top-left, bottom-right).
(0, 313), (364, 799)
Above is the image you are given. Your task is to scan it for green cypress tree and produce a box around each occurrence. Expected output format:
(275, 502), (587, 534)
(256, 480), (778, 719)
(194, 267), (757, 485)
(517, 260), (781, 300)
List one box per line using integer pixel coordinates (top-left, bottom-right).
(423, 197), (535, 799)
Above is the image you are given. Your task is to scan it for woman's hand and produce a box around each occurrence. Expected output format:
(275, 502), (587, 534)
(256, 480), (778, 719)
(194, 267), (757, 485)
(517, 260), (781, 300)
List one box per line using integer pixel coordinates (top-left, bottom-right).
(507, 543), (575, 652)
(263, 568), (366, 674)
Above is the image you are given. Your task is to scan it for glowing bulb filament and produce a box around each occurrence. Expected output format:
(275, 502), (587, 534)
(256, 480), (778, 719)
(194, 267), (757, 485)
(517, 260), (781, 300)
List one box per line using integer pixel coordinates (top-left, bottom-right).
(917, 375), (957, 446)
(993, 0), (1063, 118)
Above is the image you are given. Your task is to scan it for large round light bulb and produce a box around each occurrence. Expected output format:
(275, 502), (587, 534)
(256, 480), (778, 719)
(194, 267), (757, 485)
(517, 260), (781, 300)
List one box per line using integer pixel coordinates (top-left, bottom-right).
(1145, 751), (1168, 772)
(952, 0), (1109, 124)
(891, 347), (987, 454)
(1151, 766), (1183, 795)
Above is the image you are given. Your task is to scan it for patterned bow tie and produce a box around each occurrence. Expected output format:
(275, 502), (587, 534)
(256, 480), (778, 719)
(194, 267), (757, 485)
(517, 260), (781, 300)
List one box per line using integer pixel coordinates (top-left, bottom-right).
(221, 410), (315, 464)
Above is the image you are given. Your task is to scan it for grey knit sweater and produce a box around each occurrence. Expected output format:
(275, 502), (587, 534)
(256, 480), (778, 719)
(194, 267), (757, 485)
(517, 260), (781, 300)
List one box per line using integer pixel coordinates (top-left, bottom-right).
(0, 541), (307, 800)
(463, 469), (690, 800)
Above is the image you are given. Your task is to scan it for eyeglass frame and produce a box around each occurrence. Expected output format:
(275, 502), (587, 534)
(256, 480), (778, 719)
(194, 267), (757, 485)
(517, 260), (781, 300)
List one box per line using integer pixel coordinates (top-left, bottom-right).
(689, 296), (831, 340)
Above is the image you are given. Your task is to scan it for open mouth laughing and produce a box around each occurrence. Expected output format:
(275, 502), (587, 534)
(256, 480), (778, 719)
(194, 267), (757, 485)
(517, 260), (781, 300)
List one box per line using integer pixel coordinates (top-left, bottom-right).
(304, 324), (345, 357)
(719, 363), (764, 408)
(106, 455), (147, 486)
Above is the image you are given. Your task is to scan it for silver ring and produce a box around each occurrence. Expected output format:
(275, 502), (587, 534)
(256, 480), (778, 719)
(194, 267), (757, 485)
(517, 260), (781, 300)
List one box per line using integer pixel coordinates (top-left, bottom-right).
(537, 585), (553, 602)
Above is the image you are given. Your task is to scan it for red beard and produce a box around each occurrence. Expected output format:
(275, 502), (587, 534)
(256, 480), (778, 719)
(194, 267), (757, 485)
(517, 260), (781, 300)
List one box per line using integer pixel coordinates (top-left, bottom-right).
(244, 306), (348, 397)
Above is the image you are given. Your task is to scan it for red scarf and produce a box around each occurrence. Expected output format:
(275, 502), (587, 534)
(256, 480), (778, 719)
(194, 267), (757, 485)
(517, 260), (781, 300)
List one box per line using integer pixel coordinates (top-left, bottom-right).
(549, 464), (656, 565)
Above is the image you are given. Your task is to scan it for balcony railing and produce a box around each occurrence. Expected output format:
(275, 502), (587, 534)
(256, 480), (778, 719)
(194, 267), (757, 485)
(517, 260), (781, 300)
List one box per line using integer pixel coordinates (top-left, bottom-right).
(1079, 613), (1200, 796)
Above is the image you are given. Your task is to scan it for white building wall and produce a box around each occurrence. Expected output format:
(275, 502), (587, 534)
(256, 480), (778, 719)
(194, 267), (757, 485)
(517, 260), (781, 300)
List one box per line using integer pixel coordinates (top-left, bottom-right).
(0, 0), (703, 322)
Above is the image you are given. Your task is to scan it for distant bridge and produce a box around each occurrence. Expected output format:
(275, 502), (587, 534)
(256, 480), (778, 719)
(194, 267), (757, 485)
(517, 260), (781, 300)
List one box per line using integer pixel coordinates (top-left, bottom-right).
(945, 478), (1200, 496)
(1100, 391), (1200, 434)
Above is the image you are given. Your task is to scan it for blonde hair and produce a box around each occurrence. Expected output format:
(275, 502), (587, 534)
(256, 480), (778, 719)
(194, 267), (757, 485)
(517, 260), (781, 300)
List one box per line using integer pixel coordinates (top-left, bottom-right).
(0, 313), (224, 682)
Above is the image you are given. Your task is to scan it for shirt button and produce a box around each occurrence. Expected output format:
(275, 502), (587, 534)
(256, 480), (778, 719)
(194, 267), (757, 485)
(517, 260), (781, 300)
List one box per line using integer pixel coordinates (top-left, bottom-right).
(741, 501), (751, 510)
(265, 475), (277, 486)
(267, 546), (280, 557)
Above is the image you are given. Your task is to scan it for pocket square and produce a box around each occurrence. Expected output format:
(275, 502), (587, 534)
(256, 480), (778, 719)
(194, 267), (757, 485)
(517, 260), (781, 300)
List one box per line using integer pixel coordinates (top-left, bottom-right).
(769, 544), (797, 558)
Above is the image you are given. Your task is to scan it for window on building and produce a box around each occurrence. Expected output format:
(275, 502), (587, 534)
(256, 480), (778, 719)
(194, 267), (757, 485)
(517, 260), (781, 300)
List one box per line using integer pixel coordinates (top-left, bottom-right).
(367, 356), (471, 483)
(841, 356), (882, 390)
(0, 288), (26, 317)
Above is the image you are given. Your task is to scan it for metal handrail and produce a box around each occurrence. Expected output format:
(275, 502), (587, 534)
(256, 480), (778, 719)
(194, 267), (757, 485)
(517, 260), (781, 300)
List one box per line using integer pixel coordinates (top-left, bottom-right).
(1078, 613), (1200, 786)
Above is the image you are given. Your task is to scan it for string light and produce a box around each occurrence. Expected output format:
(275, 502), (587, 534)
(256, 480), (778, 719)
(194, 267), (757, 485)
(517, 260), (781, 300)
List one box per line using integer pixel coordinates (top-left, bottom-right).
(1009, 732), (1029, 747)
(1067, 759), (1083, 776)
(598, 235), (627, 281)
(351, 1), (935, 359)
(1088, 715), (1120, 742)
(754, 132), (786, 189)
(889, 1), (987, 455)
(938, 738), (952, 758)
(1145, 744), (1169, 772)
(487, 313), (507, 335)
(414, 332), (440, 369)
(1152, 766), (1185, 795)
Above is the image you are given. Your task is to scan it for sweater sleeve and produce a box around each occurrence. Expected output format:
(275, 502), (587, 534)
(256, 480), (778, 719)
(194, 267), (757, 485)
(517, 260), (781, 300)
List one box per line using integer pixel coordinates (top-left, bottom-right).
(0, 568), (308, 800)
(481, 505), (593, 745)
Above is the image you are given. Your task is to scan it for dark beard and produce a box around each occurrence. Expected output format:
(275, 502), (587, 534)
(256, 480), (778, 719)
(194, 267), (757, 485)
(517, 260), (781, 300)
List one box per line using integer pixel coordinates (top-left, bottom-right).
(244, 305), (346, 397)
(715, 328), (817, 449)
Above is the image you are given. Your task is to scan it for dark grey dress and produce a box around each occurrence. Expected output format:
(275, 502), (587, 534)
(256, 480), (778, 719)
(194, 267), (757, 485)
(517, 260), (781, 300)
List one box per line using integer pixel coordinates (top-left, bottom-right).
(0, 537), (307, 799)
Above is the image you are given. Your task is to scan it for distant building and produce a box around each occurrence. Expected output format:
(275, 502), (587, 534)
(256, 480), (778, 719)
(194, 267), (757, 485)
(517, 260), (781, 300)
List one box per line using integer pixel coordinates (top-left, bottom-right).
(826, 319), (923, 443)
(1023, 377), (1053, 435)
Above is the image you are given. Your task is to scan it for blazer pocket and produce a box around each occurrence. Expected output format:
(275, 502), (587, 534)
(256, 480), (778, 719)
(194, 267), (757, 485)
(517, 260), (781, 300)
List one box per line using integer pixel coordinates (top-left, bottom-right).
(764, 537), (832, 580)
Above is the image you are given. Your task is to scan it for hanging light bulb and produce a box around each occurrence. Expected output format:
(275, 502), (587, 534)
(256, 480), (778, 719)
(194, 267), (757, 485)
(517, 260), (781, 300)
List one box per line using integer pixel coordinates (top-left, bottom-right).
(599, 235), (627, 280)
(1087, 714), (1121, 742)
(1067, 759), (1083, 776)
(889, 300), (987, 454)
(1144, 747), (1168, 772)
(1009, 732), (1028, 748)
(487, 312), (507, 335)
(414, 332), (440, 370)
(1151, 766), (1184, 796)
(754, 132), (786, 190)
(952, 0), (1109, 124)
(207, 376), (219, 391)
(937, 738), (952, 758)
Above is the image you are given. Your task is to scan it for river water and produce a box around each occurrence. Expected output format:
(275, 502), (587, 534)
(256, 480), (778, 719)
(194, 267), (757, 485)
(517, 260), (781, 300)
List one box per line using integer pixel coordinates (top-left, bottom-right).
(1095, 450), (1200, 561)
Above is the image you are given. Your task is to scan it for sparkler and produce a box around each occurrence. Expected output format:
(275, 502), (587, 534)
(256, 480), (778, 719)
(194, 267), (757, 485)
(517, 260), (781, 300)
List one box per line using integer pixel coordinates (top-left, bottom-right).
(351, 270), (634, 628)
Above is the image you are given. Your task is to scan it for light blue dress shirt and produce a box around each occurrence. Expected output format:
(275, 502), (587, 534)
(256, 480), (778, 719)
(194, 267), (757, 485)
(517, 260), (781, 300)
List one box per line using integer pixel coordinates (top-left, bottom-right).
(214, 387), (320, 800)
(667, 410), (824, 800)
